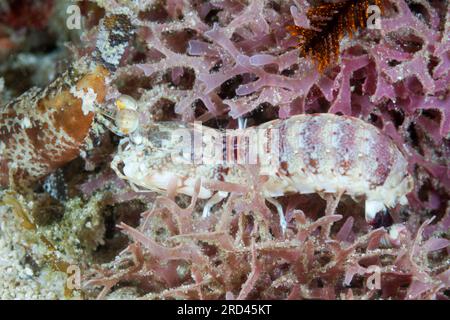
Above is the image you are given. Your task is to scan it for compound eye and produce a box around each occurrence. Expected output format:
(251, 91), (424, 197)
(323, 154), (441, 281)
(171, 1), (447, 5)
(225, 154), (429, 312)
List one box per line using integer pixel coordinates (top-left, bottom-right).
(115, 94), (137, 111)
(116, 108), (139, 135)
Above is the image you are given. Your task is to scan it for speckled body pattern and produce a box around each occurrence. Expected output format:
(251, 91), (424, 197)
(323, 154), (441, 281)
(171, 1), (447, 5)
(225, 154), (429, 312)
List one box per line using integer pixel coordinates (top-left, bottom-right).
(0, 12), (133, 189)
(112, 113), (414, 221)
(0, 59), (108, 187)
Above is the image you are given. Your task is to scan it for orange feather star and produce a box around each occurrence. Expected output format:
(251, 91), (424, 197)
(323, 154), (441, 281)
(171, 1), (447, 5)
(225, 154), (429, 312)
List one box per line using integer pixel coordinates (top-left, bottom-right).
(287, 0), (384, 72)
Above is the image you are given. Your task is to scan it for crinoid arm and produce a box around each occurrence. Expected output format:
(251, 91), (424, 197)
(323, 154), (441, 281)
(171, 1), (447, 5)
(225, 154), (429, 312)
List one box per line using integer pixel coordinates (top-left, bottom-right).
(287, 0), (384, 72)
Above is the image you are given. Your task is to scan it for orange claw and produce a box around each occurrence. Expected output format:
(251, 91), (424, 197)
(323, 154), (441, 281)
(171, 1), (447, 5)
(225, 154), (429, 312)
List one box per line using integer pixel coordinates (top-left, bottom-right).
(0, 12), (134, 189)
(0, 59), (109, 188)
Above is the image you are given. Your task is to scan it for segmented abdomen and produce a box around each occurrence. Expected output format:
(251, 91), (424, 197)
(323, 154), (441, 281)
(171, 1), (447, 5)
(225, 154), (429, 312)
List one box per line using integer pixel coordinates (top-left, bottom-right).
(259, 114), (413, 208)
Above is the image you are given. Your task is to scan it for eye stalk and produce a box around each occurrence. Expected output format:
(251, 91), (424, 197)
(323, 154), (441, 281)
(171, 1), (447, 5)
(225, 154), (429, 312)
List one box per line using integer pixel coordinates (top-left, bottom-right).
(114, 95), (139, 136)
(94, 94), (140, 137)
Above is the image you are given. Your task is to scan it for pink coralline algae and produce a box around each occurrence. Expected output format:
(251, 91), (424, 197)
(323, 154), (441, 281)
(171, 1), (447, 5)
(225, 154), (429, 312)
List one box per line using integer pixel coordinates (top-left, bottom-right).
(78, 0), (449, 300)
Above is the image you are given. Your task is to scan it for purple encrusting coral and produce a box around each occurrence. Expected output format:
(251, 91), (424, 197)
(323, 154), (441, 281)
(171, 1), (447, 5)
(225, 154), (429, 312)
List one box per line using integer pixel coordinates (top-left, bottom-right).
(77, 0), (449, 300)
